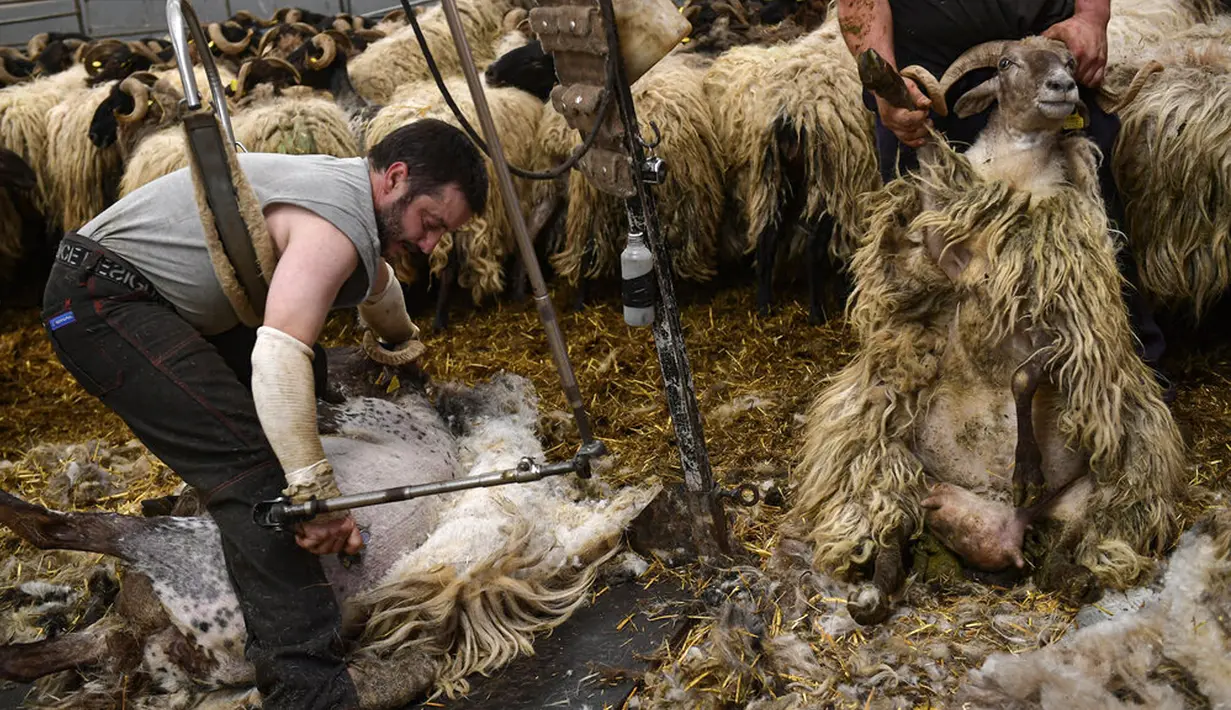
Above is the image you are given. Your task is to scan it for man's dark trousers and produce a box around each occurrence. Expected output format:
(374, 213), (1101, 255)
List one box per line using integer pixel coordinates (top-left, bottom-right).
(863, 69), (1169, 373)
(40, 232), (360, 709)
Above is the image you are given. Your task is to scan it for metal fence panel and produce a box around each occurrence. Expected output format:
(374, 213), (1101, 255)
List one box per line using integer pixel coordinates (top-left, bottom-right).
(0, 0), (420, 46)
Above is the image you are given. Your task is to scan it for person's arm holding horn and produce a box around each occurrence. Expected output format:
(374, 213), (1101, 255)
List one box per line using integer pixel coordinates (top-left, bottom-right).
(838, 0), (933, 148)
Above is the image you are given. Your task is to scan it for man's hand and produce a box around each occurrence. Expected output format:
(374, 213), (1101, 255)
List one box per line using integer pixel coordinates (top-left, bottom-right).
(295, 512), (365, 556)
(876, 77), (933, 148)
(1043, 12), (1109, 87)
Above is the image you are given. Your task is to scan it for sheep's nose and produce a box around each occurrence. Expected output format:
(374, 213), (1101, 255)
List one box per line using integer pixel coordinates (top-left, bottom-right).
(1046, 76), (1076, 93)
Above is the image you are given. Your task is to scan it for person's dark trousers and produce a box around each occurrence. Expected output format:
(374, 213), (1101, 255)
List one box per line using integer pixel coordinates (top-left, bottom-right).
(862, 72), (1170, 387)
(40, 232), (360, 710)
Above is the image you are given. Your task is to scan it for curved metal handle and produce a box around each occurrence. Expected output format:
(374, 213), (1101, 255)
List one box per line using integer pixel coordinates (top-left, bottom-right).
(166, 0), (241, 151)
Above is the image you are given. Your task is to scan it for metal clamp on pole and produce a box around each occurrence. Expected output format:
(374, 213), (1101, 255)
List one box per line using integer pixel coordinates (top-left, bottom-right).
(166, 0), (240, 150)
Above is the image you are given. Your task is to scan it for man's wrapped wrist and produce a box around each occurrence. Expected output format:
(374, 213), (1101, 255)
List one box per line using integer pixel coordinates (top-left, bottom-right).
(283, 459), (347, 521)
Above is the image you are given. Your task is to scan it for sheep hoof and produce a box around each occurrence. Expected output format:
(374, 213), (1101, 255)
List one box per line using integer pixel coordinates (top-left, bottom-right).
(847, 583), (890, 625)
(1035, 553), (1102, 607)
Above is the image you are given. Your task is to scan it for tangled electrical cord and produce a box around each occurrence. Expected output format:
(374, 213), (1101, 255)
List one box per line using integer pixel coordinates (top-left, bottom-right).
(399, 0), (617, 181)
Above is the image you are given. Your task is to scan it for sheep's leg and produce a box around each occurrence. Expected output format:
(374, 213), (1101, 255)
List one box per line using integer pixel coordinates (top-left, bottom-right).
(0, 490), (145, 558)
(759, 122), (810, 319)
(433, 256), (459, 332)
(1030, 521), (1102, 605)
(0, 570), (162, 683)
(847, 520), (911, 625)
(806, 213), (835, 325)
(0, 630), (114, 683)
(573, 231), (598, 313)
(504, 252), (527, 303)
(508, 195), (564, 304)
(755, 216), (780, 318)
(1011, 356), (1045, 509)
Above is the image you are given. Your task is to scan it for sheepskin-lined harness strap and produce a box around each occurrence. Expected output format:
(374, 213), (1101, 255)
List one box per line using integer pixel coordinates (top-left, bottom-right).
(167, 0), (276, 328)
(182, 108), (277, 328)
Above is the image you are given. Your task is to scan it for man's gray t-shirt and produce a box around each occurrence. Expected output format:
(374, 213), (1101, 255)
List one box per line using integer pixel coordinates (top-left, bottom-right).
(76, 152), (383, 336)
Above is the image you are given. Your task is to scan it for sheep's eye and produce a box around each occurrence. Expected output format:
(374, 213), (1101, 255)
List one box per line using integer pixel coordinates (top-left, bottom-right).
(998, 58), (1011, 70)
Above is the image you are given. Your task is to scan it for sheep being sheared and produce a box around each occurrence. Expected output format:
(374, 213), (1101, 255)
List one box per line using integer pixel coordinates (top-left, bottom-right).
(0, 351), (658, 709)
(785, 37), (1191, 626)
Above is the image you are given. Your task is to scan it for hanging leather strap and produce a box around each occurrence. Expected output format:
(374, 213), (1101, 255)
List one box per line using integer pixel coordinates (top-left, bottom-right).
(182, 108), (278, 327)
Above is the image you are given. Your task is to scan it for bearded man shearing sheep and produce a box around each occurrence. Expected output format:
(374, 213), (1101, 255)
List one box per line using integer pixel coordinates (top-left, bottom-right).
(839, 0), (1172, 399)
(38, 118), (488, 709)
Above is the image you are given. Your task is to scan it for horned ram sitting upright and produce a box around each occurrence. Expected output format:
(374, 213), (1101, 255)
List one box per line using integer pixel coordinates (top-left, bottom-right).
(784, 36), (1195, 624)
(0, 348), (658, 709)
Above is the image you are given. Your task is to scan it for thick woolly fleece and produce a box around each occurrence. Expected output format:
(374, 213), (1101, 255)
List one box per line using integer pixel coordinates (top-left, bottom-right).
(789, 132), (1190, 590)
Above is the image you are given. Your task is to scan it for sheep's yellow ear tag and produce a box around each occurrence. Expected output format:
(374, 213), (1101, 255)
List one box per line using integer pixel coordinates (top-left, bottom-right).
(1063, 111), (1085, 131)
(229, 79), (238, 92)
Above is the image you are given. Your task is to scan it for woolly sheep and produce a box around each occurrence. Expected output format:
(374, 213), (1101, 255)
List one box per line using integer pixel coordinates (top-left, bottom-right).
(536, 51), (729, 293)
(347, 0), (516, 104)
(44, 80), (124, 233)
(0, 64), (90, 223)
(1108, 19), (1231, 321)
(787, 38), (1188, 626)
(701, 14), (880, 322)
(118, 63), (359, 196)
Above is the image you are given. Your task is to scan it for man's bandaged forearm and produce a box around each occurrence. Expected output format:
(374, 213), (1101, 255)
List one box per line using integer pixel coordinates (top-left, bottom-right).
(358, 261), (418, 344)
(250, 326), (340, 505)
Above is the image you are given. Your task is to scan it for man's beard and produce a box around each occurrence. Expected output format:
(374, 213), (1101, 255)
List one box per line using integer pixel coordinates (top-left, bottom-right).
(376, 193), (414, 254)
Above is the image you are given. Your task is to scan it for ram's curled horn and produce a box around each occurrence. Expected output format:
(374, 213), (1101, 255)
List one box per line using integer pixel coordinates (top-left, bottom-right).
(332, 14), (363, 32)
(502, 7), (529, 32)
(128, 39), (170, 66)
(257, 21), (319, 58)
(209, 21), (252, 55)
(1097, 60), (1165, 114)
(81, 38), (127, 74)
(0, 47), (28, 85)
(351, 28), (387, 43)
(234, 55), (301, 96)
(231, 59), (256, 98)
(937, 39), (1013, 92)
(900, 65), (947, 116)
(26, 32), (48, 59)
(116, 74), (154, 124)
(231, 9), (267, 27)
(310, 31), (338, 68)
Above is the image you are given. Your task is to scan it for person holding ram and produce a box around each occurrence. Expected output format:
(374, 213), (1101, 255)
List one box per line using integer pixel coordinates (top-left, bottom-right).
(786, 2), (1196, 625)
(845, 0), (1172, 399)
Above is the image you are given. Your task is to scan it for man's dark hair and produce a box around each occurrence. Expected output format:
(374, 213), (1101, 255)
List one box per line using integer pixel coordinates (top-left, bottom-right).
(367, 118), (488, 215)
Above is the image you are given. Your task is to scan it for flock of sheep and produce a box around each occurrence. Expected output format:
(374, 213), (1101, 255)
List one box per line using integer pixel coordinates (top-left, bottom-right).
(0, 0), (1228, 329)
